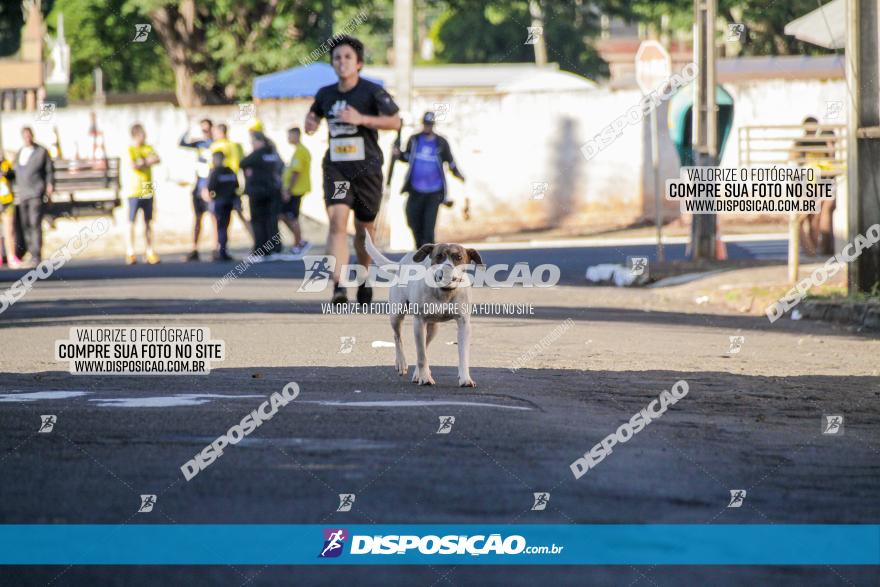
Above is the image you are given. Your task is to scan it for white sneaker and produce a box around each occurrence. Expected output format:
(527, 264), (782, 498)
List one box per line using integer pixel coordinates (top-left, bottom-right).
(290, 241), (312, 259)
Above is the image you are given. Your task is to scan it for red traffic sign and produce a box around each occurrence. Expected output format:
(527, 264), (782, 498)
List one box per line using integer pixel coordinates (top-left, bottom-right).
(635, 40), (672, 94)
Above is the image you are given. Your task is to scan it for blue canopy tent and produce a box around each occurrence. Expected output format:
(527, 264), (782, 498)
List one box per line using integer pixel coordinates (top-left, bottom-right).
(252, 62), (385, 99)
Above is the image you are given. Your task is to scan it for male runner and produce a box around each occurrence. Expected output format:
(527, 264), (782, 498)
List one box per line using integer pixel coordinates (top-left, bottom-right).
(281, 126), (312, 257)
(179, 118), (213, 261)
(304, 35), (401, 304)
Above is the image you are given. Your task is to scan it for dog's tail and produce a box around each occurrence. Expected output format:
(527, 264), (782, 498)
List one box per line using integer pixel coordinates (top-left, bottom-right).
(364, 231), (395, 267)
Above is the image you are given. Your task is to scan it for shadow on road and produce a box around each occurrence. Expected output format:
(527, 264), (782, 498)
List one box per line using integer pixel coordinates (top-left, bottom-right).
(2, 295), (873, 339)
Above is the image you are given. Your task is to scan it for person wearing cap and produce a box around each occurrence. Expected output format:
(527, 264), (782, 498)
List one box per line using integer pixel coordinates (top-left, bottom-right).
(393, 111), (465, 248)
(240, 131), (283, 257)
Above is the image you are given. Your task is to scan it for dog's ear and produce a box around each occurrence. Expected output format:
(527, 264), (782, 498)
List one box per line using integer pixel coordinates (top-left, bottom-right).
(413, 244), (435, 262)
(466, 248), (484, 266)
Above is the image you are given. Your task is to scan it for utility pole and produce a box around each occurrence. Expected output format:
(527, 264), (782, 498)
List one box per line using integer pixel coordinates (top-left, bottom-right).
(528, 0), (548, 67)
(691, 0), (717, 260)
(386, 0), (414, 250)
(846, 0), (880, 293)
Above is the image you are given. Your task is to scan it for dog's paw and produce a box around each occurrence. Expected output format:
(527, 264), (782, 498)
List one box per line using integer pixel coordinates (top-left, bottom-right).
(396, 362), (408, 376)
(459, 377), (477, 388)
(413, 370), (435, 385)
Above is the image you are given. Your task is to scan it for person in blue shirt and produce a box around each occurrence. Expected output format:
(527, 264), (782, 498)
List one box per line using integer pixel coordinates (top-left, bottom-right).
(393, 111), (465, 247)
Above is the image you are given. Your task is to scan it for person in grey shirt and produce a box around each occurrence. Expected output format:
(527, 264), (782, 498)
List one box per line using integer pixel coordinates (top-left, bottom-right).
(12, 127), (54, 264)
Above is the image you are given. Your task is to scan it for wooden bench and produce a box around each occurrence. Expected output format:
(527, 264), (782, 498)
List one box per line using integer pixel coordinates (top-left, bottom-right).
(45, 158), (121, 221)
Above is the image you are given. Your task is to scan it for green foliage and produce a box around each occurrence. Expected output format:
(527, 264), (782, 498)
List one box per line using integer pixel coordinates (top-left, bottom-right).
(48, 0), (174, 100)
(429, 1), (607, 78)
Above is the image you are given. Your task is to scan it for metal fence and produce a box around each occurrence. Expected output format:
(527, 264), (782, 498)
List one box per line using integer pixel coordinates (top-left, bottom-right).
(738, 124), (847, 176)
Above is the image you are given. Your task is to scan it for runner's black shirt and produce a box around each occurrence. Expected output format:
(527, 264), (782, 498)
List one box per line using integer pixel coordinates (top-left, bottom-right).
(309, 78), (399, 176)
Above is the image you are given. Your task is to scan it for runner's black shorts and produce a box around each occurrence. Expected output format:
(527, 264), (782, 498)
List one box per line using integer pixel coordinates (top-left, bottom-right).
(192, 178), (209, 216)
(322, 163), (383, 222)
(281, 194), (304, 219)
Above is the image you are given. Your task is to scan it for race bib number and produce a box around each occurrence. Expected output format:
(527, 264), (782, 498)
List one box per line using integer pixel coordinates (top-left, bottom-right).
(330, 137), (365, 162)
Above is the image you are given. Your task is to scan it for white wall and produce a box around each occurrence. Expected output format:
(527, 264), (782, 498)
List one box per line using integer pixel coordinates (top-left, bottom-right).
(0, 76), (849, 255)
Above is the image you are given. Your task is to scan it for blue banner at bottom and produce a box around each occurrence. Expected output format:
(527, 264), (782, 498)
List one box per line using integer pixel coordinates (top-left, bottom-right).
(1, 525), (878, 565)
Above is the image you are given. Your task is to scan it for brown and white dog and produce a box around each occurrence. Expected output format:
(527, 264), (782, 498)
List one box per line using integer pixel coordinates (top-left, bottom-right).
(365, 232), (483, 387)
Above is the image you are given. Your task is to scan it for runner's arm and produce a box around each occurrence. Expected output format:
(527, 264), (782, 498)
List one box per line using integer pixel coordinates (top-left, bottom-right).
(397, 136), (414, 163)
(338, 106), (400, 131)
(441, 139), (465, 181)
(179, 132), (200, 149)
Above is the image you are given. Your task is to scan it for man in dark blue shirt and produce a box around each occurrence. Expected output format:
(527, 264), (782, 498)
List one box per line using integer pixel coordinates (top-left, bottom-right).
(394, 111), (464, 247)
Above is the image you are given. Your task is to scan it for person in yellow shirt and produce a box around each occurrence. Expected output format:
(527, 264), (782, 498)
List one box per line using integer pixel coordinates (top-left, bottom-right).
(0, 157), (22, 268)
(210, 123), (243, 173)
(280, 126), (312, 257)
(127, 124), (161, 265)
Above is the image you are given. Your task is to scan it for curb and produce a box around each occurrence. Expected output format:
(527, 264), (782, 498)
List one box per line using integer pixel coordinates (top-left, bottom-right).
(799, 300), (880, 331)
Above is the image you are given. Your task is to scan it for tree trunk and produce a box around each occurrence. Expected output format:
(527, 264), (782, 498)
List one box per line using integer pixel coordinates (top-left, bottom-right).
(150, 2), (219, 107)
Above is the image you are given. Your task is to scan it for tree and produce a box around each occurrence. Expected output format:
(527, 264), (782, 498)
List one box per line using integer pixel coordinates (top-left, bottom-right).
(430, 1), (608, 78)
(48, 0), (174, 101)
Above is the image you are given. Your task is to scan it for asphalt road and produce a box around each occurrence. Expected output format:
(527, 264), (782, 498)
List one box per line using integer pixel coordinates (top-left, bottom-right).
(1, 239), (878, 586)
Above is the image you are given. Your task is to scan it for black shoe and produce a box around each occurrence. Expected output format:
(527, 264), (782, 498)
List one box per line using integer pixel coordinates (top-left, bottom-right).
(332, 285), (348, 305)
(357, 284), (373, 305)
(213, 251), (233, 262)
(184, 251), (200, 262)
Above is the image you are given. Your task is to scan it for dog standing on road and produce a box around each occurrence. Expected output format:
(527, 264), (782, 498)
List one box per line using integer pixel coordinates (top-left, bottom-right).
(364, 233), (483, 387)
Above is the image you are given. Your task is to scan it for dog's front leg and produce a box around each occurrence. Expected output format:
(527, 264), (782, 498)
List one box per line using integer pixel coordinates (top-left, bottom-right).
(391, 313), (407, 376)
(412, 317), (435, 385)
(456, 316), (475, 387)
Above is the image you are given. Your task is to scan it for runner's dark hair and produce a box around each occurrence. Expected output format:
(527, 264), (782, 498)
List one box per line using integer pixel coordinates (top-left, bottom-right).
(330, 35), (364, 64)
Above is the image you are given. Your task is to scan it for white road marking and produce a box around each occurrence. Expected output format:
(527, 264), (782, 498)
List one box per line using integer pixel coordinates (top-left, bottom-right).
(300, 400), (532, 411)
(371, 341), (395, 348)
(90, 394), (264, 408)
(0, 391), (90, 402)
